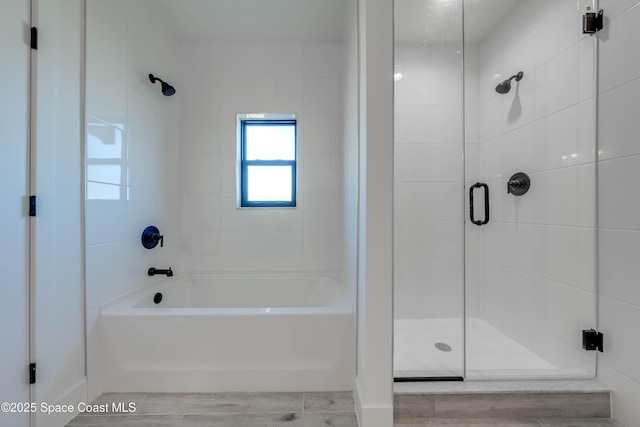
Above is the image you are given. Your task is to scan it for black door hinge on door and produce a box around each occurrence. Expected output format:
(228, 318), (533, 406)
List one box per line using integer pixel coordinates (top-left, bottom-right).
(30, 27), (38, 50)
(29, 195), (36, 217)
(29, 363), (36, 384)
(582, 329), (604, 352)
(583, 9), (604, 34)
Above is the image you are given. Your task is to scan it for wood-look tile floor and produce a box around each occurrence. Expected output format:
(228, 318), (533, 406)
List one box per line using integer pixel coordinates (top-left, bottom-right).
(66, 393), (623, 426)
(66, 392), (358, 427)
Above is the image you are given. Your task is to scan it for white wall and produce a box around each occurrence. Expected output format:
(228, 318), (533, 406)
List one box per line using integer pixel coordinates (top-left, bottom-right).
(85, 0), (181, 399)
(471, 0), (596, 376)
(354, 0), (394, 425)
(393, 44), (464, 320)
(596, 0), (640, 424)
(178, 41), (344, 275)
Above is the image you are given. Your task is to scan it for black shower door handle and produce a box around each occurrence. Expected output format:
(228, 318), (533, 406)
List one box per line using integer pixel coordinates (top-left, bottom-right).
(470, 182), (489, 226)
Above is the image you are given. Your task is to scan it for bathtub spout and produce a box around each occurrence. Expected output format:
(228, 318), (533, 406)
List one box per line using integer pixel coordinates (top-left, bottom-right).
(148, 267), (173, 277)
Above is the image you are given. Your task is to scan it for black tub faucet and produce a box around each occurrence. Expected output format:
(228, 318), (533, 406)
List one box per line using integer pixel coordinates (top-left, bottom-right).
(148, 267), (173, 277)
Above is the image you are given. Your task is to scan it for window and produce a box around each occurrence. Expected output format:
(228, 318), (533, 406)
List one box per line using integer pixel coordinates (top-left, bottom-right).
(238, 114), (297, 207)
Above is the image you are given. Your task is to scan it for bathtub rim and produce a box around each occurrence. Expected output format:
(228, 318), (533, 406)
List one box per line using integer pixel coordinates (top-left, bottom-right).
(100, 272), (352, 315)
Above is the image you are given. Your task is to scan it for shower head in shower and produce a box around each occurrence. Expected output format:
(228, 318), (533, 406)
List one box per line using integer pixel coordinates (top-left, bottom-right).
(149, 74), (176, 96)
(495, 71), (524, 94)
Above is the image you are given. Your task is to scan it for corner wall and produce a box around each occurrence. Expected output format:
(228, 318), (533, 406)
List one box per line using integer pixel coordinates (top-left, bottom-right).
(84, 0), (181, 399)
(596, 1), (640, 424)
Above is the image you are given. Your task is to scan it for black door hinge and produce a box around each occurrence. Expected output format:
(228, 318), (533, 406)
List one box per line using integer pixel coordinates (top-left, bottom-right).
(29, 195), (36, 217)
(583, 9), (604, 34)
(29, 363), (36, 384)
(582, 329), (604, 352)
(30, 27), (38, 49)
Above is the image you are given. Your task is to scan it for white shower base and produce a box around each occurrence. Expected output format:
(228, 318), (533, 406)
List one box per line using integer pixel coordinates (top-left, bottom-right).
(394, 318), (587, 379)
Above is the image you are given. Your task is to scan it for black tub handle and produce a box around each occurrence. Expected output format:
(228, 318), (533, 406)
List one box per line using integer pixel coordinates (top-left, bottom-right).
(470, 182), (489, 226)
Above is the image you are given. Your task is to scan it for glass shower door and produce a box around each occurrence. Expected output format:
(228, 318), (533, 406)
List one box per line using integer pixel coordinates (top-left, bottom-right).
(393, 0), (465, 379)
(463, 0), (597, 379)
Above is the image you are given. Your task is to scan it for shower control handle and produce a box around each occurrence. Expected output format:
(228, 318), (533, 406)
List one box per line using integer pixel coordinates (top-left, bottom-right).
(141, 226), (164, 249)
(507, 172), (530, 196)
(470, 182), (490, 226)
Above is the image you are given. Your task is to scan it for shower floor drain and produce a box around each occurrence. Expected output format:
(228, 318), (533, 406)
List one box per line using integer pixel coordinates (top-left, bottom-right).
(434, 342), (452, 352)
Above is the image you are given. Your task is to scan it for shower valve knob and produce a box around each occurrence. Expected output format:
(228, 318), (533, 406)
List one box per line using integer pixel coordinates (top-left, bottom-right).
(141, 226), (164, 249)
(507, 172), (530, 196)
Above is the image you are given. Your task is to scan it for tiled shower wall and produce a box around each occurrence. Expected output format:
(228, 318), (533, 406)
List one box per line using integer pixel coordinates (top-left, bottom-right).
(596, 0), (640, 424)
(393, 44), (464, 319)
(470, 0), (596, 374)
(85, 0), (181, 398)
(178, 41), (345, 274)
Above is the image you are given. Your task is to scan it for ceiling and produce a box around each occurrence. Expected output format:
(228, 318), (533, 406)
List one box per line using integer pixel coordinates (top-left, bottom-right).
(395, 0), (522, 45)
(153, 0), (350, 42)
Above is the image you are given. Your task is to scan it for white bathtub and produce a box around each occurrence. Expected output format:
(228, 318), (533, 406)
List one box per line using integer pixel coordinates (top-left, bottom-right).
(100, 275), (354, 392)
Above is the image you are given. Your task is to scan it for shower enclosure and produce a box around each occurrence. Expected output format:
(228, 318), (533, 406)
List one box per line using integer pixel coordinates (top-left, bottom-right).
(394, 0), (597, 380)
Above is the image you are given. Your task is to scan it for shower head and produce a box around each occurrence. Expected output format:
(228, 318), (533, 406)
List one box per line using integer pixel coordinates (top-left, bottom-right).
(495, 71), (524, 94)
(149, 74), (176, 96)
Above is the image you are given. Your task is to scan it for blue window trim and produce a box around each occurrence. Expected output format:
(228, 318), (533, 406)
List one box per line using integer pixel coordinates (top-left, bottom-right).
(240, 119), (297, 208)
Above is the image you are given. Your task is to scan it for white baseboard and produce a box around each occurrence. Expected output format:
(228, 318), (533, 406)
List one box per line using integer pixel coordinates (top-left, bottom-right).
(354, 377), (393, 427)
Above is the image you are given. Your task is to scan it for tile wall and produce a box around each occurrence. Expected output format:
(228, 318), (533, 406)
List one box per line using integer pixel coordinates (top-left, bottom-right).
(596, 0), (640, 424)
(393, 44), (465, 320)
(468, 0), (597, 376)
(85, 0), (181, 399)
(178, 41), (345, 274)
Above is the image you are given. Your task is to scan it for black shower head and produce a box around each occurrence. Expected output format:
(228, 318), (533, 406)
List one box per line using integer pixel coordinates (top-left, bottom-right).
(149, 73), (176, 96)
(495, 71), (523, 94)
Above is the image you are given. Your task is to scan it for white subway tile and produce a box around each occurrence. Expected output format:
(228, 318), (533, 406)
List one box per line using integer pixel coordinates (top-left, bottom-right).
(503, 123), (534, 175)
(181, 192), (221, 233)
(533, 225), (579, 286)
(302, 43), (333, 78)
(577, 98), (596, 164)
(546, 280), (580, 347)
(126, 186), (158, 239)
(578, 227), (596, 293)
(86, 242), (126, 310)
(599, 156), (640, 230)
(598, 0), (640, 21)
(298, 115), (332, 154)
(181, 154), (221, 194)
(598, 362), (640, 427)
(578, 164), (596, 228)
(302, 77), (332, 116)
(482, 136), (504, 180)
(598, 78), (640, 160)
(534, 167), (579, 226)
(599, 229), (640, 306)
(598, 2), (640, 93)
(534, 0), (580, 66)
(399, 182), (462, 221)
(533, 105), (579, 172)
(303, 231), (340, 271)
(502, 223), (534, 274)
(394, 220), (462, 260)
(248, 76), (277, 112)
(534, 45), (579, 119)
(217, 42), (251, 77)
(86, 195), (126, 246)
(86, 0), (127, 128)
(599, 296), (640, 383)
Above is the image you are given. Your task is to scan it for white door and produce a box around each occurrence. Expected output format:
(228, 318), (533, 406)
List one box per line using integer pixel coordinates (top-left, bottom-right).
(0, 0), (32, 426)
